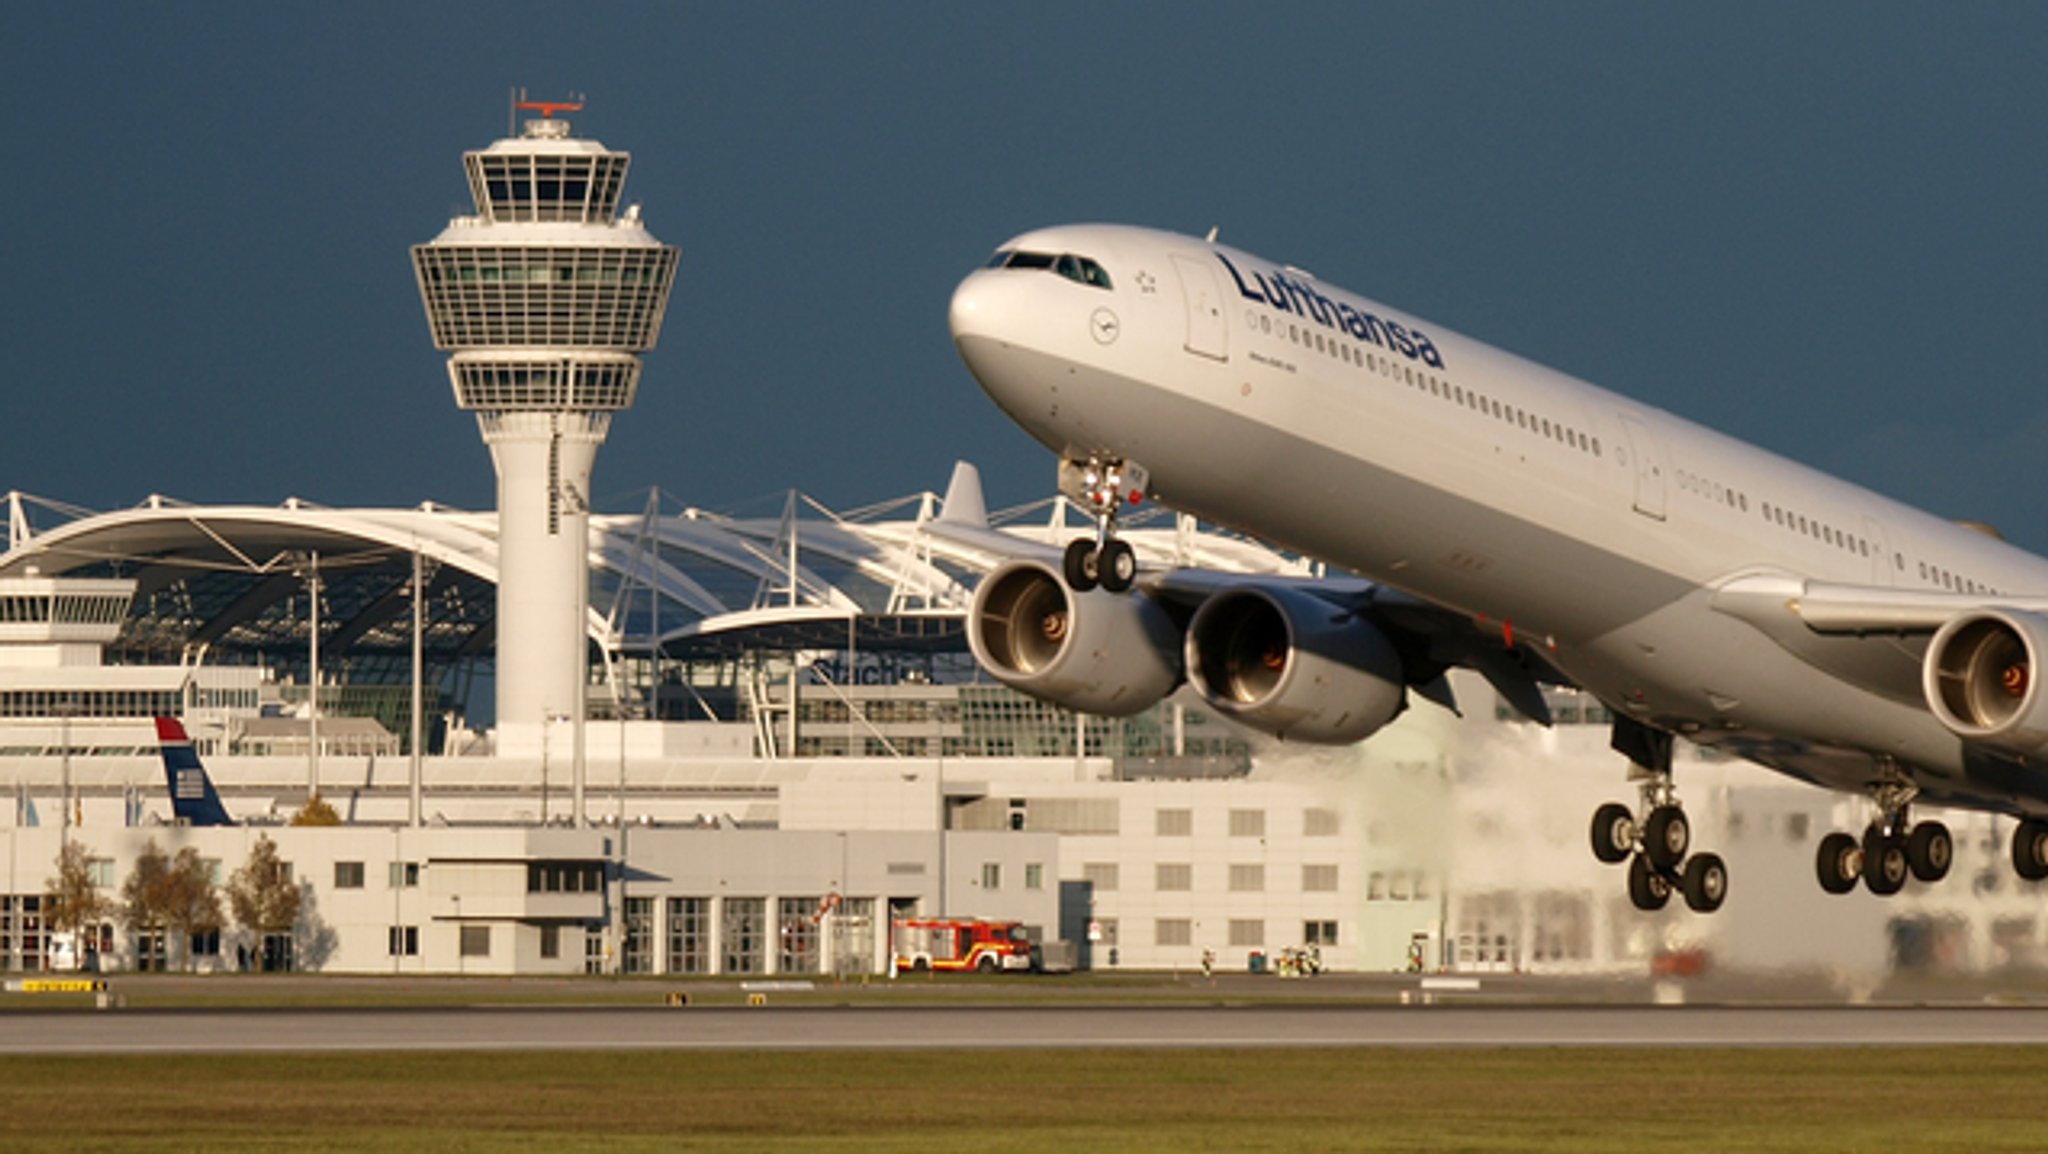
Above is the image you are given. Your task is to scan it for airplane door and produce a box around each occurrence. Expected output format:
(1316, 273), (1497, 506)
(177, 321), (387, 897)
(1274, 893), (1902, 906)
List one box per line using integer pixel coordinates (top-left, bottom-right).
(1864, 517), (1893, 585)
(1170, 254), (1228, 361)
(1618, 414), (1667, 521)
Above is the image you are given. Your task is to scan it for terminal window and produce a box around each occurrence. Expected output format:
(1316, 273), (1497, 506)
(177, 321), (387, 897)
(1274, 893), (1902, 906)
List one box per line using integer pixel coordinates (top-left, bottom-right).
(722, 898), (767, 974)
(333, 862), (364, 889)
(1081, 862), (1119, 892)
(1155, 863), (1192, 892)
(389, 862), (421, 888)
(388, 926), (418, 957)
(1303, 921), (1338, 946)
(667, 897), (711, 974)
(460, 926), (490, 958)
(1155, 919), (1192, 947)
(1155, 808), (1192, 837)
(1229, 919), (1264, 948)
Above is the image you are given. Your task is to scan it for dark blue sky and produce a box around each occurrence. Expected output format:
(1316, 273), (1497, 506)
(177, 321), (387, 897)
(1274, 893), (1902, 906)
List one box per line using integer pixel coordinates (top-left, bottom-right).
(8, 5), (2048, 547)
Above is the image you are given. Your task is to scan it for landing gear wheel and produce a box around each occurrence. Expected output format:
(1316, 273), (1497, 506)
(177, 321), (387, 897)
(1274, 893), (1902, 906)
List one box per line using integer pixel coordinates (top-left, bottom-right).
(1099, 539), (1137, 593)
(1643, 805), (1690, 872)
(1816, 831), (1861, 895)
(1627, 854), (1672, 911)
(1863, 827), (1909, 896)
(1062, 538), (1100, 592)
(1681, 853), (1728, 913)
(1590, 803), (1635, 865)
(1906, 821), (1953, 883)
(2014, 818), (2048, 882)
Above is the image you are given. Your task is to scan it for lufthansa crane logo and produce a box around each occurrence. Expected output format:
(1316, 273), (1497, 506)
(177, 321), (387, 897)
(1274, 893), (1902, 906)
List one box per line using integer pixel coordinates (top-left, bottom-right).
(1091, 307), (1120, 345)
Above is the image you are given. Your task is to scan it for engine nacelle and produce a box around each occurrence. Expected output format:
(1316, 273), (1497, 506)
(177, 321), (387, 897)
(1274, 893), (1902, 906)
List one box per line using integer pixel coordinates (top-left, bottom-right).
(1185, 586), (1405, 744)
(967, 559), (1181, 717)
(1924, 609), (2048, 752)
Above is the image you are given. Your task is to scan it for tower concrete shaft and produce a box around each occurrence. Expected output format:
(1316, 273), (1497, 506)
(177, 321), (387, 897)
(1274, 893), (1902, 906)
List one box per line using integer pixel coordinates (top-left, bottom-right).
(413, 106), (678, 743)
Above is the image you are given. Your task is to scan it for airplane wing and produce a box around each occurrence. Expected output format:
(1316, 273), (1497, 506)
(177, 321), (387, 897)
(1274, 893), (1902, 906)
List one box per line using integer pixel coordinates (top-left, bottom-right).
(927, 462), (1569, 729)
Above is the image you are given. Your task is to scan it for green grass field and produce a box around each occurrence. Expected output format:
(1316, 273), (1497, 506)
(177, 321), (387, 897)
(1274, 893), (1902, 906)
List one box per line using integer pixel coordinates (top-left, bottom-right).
(5, 1047), (2046, 1153)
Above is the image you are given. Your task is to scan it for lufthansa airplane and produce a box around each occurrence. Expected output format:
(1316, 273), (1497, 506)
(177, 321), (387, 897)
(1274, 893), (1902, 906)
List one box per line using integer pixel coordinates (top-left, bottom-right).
(946, 223), (2048, 915)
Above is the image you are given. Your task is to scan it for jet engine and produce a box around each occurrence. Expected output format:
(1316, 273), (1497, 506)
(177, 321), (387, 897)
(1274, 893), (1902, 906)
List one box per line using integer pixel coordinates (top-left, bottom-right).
(1185, 586), (1406, 744)
(1924, 609), (2048, 753)
(967, 559), (1182, 717)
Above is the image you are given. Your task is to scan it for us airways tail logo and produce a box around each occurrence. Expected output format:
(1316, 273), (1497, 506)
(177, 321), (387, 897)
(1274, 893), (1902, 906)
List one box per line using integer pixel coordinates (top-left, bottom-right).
(1216, 253), (1445, 369)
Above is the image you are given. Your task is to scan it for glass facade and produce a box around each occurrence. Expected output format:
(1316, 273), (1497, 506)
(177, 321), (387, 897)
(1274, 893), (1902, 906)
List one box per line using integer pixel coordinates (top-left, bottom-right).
(666, 897), (711, 974)
(721, 897), (766, 974)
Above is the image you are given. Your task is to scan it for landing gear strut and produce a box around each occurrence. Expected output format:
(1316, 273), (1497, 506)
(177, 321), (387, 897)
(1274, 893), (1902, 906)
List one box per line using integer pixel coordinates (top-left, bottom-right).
(1056, 456), (1147, 594)
(1814, 772), (1951, 897)
(1590, 718), (1727, 914)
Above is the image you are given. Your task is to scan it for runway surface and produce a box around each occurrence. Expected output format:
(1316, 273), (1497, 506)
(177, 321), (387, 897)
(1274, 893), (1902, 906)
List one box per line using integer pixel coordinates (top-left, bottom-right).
(8, 1004), (2048, 1054)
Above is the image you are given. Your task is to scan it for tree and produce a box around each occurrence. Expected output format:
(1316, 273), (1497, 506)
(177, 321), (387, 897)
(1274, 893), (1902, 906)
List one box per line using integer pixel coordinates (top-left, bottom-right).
(45, 841), (114, 967)
(227, 834), (301, 971)
(290, 793), (341, 827)
(120, 840), (221, 972)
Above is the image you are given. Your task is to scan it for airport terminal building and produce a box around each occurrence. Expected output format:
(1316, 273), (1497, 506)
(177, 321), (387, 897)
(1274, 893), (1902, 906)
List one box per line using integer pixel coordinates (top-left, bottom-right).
(0, 103), (2041, 983)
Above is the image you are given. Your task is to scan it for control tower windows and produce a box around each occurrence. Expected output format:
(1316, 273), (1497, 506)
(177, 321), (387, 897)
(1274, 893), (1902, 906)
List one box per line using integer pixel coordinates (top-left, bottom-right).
(414, 246), (680, 349)
(452, 360), (640, 411)
(466, 153), (629, 223)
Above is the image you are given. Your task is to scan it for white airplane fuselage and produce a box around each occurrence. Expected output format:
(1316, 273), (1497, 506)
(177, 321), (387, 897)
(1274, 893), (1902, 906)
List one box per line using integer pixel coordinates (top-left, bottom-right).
(948, 224), (2048, 814)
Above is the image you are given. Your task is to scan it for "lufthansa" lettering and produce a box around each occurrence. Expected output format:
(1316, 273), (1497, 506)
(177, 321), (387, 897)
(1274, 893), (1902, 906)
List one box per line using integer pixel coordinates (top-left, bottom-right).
(1215, 252), (1445, 369)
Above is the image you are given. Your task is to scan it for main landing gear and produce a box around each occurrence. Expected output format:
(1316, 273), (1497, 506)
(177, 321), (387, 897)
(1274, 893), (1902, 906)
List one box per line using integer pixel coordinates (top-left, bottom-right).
(1590, 719), (1727, 914)
(1057, 455), (1148, 594)
(1814, 777), (1951, 897)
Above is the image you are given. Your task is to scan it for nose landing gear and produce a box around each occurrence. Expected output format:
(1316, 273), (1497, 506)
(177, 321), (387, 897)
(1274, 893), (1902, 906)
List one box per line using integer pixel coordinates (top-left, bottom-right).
(1057, 456), (1147, 594)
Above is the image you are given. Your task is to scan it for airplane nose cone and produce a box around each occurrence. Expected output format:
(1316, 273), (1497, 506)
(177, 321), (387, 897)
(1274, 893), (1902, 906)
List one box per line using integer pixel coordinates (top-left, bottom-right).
(948, 272), (989, 344)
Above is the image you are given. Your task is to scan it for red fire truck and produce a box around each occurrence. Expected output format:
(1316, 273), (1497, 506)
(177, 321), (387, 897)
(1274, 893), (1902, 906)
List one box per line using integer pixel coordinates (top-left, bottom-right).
(891, 918), (1035, 973)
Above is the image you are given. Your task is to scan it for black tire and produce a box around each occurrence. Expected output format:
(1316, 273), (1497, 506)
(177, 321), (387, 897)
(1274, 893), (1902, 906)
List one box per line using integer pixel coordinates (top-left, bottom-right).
(911, 957), (930, 973)
(1627, 853), (1671, 911)
(1590, 803), (1635, 864)
(1643, 805), (1690, 872)
(2014, 819), (2048, 881)
(1906, 821), (1953, 883)
(1681, 852), (1728, 913)
(1062, 538), (1099, 592)
(1099, 539), (1137, 593)
(976, 954), (998, 974)
(1863, 826), (1908, 896)
(1815, 831), (1860, 895)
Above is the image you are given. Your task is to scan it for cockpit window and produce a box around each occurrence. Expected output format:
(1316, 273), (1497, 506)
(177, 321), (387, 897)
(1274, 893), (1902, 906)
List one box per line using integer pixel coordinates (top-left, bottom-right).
(988, 249), (1113, 289)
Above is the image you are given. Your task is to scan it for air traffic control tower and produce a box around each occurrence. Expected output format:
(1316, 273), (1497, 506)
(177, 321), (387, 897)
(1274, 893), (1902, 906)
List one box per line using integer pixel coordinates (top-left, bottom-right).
(413, 99), (679, 747)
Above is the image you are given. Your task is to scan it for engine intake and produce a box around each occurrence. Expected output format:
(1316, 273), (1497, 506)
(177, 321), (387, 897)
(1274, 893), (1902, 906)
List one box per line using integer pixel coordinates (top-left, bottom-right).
(1185, 586), (1406, 744)
(967, 560), (1181, 717)
(1924, 609), (2048, 752)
